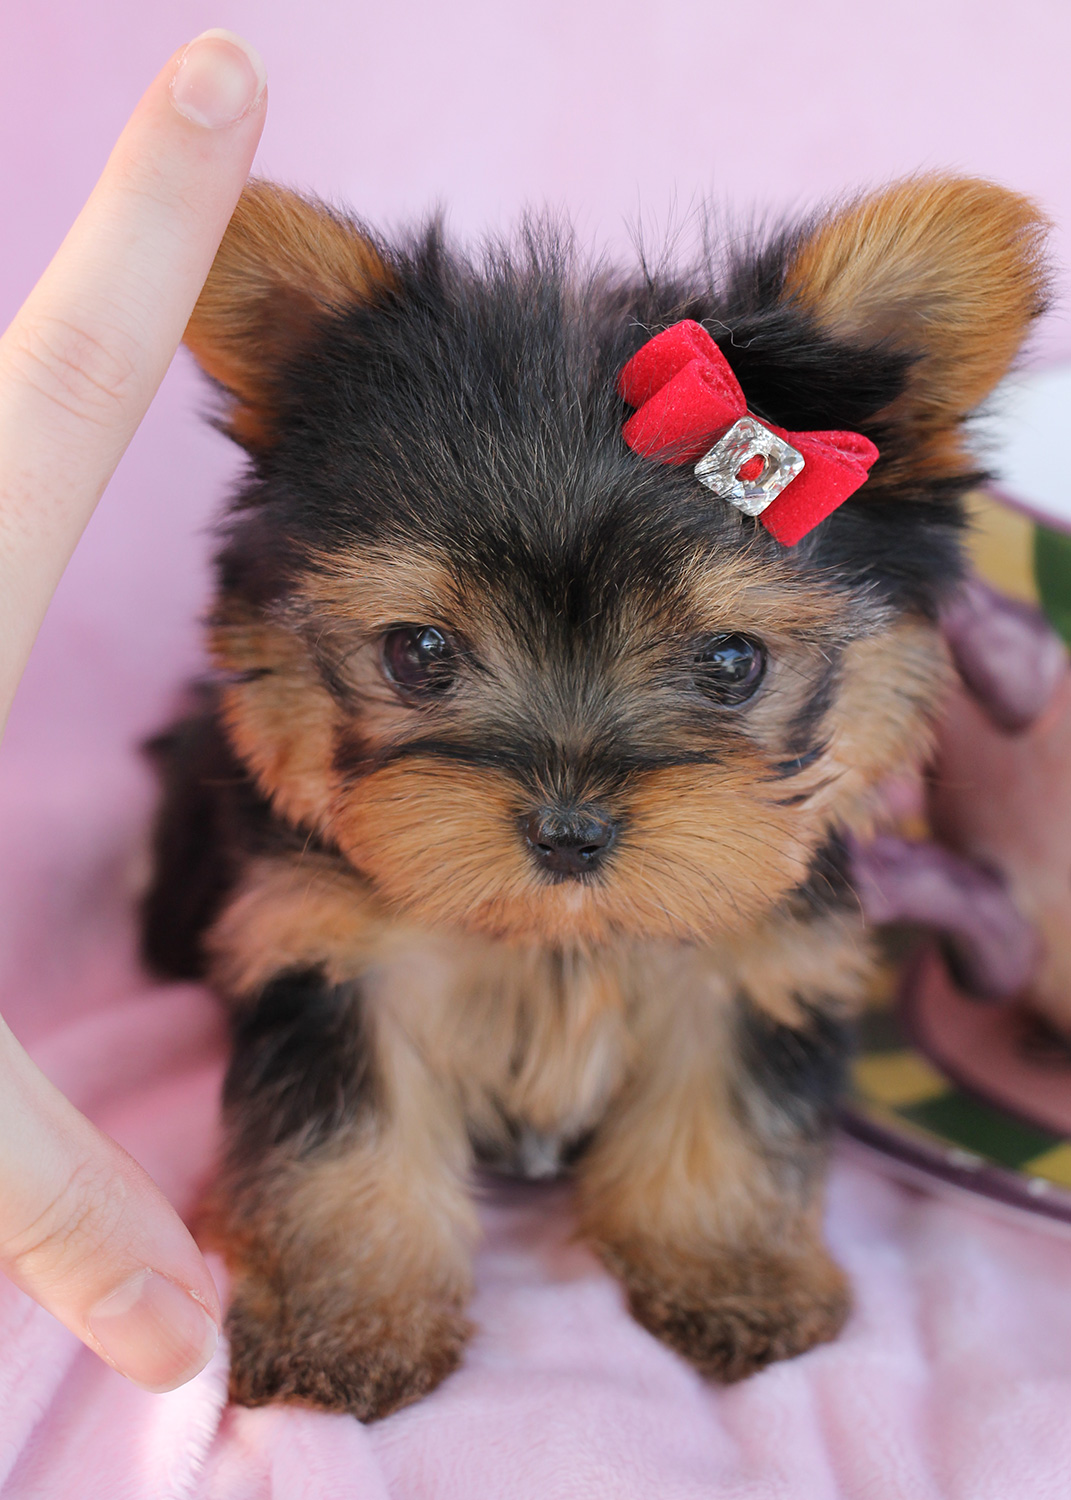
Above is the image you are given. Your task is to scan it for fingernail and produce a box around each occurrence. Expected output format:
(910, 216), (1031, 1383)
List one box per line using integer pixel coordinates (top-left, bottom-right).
(86, 1270), (219, 1392)
(170, 29), (266, 130)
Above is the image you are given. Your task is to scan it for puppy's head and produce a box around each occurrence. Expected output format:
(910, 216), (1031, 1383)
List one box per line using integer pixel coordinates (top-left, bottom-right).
(186, 179), (1047, 943)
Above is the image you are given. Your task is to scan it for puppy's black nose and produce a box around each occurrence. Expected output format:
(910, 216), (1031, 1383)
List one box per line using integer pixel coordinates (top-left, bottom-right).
(523, 808), (617, 877)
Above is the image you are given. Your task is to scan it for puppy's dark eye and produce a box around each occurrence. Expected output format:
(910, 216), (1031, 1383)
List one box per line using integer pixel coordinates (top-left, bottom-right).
(382, 625), (460, 697)
(692, 634), (767, 705)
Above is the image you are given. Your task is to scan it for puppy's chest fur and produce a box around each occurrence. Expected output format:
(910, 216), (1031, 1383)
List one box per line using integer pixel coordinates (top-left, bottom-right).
(379, 936), (638, 1175)
(213, 857), (643, 1155)
(208, 842), (867, 1177)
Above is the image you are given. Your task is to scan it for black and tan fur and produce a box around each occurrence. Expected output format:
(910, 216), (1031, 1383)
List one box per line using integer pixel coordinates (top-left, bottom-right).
(144, 177), (1048, 1418)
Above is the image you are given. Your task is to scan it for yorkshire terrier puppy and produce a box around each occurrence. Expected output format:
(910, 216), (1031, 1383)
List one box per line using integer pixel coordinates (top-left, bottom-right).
(143, 176), (1047, 1419)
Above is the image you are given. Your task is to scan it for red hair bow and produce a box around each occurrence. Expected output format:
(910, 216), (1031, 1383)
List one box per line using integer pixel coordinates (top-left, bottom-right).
(617, 320), (878, 546)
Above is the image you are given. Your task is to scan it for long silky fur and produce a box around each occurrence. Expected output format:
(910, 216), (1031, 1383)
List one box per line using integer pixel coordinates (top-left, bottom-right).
(144, 176), (1048, 1419)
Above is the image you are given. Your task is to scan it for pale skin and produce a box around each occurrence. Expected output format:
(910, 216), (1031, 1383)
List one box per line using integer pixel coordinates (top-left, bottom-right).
(0, 30), (266, 1392)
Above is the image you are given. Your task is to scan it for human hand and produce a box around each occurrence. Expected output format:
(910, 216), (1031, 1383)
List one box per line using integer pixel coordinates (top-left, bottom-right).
(0, 30), (265, 1390)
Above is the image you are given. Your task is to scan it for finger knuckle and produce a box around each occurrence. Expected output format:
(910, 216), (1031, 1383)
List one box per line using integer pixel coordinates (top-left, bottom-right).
(9, 313), (142, 426)
(2, 1158), (128, 1282)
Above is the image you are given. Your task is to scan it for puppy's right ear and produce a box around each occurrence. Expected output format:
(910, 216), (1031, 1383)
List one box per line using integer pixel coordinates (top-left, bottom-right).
(184, 181), (392, 448)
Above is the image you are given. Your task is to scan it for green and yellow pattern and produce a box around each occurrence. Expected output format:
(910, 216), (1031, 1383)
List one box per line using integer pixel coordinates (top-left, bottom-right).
(846, 489), (1071, 1221)
(843, 981), (1071, 1219)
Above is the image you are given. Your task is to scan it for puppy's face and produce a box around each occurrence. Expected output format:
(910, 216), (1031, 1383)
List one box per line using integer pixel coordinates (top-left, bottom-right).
(189, 179), (1046, 943)
(225, 536), (880, 943)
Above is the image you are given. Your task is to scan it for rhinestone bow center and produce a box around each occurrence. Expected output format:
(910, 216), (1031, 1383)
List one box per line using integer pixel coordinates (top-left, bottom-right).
(692, 417), (806, 518)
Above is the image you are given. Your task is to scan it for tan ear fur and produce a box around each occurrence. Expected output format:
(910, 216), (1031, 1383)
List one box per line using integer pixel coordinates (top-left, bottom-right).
(784, 176), (1049, 464)
(184, 181), (394, 447)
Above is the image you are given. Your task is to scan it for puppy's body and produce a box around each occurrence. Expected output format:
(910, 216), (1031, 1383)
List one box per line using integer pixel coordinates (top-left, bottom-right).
(144, 177), (1046, 1417)
(151, 705), (868, 1408)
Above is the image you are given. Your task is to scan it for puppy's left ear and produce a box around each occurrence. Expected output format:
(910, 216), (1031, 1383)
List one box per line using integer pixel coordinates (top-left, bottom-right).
(184, 180), (393, 449)
(783, 175), (1050, 473)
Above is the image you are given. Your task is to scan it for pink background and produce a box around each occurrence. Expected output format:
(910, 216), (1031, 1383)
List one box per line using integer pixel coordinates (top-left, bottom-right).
(2, 0), (1070, 777)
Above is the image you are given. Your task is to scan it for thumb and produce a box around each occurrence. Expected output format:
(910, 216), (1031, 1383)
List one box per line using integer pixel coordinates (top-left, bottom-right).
(0, 1018), (220, 1390)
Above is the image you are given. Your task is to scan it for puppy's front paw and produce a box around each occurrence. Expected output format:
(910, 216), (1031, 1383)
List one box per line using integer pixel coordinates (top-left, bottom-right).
(226, 1278), (472, 1420)
(604, 1241), (850, 1382)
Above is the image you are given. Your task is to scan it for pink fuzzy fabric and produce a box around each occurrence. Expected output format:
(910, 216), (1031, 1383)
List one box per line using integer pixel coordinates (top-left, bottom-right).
(3, 712), (1071, 1496)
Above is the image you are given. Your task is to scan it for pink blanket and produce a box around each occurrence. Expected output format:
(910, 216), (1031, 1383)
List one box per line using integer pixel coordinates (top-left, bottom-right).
(4, 739), (1071, 1497)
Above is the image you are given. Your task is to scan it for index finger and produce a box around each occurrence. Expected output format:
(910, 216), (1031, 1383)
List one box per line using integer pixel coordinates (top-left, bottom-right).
(0, 30), (266, 1389)
(0, 29), (267, 725)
